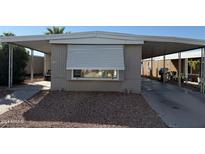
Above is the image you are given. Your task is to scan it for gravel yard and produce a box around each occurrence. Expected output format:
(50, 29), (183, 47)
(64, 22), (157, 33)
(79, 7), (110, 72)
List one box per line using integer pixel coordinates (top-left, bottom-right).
(0, 91), (167, 128)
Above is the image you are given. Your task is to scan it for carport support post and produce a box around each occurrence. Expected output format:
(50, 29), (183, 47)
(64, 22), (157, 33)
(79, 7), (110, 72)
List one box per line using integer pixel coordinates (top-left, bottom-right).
(142, 61), (144, 76)
(184, 58), (188, 84)
(151, 57), (153, 78)
(44, 54), (47, 76)
(8, 44), (13, 88)
(30, 49), (34, 82)
(163, 54), (166, 84)
(203, 48), (205, 94)
(11, 44), (13, 87)
(201, 48), (205, 94)
(178, 52), (182, 87)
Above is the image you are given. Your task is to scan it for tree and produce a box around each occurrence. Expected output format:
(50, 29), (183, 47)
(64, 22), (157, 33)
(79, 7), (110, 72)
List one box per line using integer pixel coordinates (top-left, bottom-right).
(188, 59), (200, 71)
(3, 32), (15, 36)
(45, 26), (65, 34)
(0, 33), (29, 86)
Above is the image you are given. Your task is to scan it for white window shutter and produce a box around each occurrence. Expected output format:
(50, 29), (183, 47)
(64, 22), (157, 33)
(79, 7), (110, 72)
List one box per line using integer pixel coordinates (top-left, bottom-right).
(66, 45), (125, 70)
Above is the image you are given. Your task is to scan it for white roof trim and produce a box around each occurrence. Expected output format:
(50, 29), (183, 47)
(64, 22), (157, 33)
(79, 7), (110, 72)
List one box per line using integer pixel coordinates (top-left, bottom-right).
(50, 37), (144, 45)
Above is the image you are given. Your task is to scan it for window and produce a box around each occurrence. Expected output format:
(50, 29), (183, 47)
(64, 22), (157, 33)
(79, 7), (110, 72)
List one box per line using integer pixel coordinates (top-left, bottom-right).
(67, 45), (124, 81)
(72, 70), (119, 80)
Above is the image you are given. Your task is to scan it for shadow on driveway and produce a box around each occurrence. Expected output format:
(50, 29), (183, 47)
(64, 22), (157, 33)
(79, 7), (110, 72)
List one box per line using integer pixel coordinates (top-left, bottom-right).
(142, 78), (205, 128)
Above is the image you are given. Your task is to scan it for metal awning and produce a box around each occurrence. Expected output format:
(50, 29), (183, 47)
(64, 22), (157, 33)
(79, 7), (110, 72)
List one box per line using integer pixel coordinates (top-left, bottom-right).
(66, 45), (125, 70)
(1, 31), (205, 58)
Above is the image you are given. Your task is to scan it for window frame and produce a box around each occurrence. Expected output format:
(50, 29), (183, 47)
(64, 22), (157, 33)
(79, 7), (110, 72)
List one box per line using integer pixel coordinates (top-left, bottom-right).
(71, 70), (120, 81)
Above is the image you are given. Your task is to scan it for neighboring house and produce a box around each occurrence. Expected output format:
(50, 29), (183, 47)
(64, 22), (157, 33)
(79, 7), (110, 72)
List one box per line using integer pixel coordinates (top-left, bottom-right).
(142, 59), (178, 78)
(1, 31), (205, 93)
(25, 55), (44, 75)
(142, 55), (201, 82)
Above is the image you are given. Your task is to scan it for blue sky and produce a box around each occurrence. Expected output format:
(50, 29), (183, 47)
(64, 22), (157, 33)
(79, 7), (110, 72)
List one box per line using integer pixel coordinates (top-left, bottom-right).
(0, 26), (204, 57)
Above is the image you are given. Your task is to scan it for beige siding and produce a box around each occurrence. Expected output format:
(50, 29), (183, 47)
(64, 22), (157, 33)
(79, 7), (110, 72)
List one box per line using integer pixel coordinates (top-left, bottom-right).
(51, 44), (142, 93)
(51, 45), (67, 90)
(25, 56), (44, 75)
(123, 45), (142, 93)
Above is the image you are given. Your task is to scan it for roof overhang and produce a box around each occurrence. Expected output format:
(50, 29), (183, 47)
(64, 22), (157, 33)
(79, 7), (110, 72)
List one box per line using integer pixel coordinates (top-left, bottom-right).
(1, 31), (205, 58)
(142, 41), (204, 59)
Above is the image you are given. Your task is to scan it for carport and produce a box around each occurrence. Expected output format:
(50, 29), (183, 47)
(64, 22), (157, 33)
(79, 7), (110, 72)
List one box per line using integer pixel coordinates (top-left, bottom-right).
(141, 36), (205, 94)
(0, 35), (53, 88)
(1, 31), (205, 93)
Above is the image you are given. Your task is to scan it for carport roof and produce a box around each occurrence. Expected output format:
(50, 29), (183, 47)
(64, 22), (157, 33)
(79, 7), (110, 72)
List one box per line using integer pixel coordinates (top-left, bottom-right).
(1, 31), (205, 59)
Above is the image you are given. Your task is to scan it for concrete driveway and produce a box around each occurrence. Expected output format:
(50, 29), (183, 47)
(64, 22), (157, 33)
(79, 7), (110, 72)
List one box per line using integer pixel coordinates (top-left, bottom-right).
(142, 78), (205, 128)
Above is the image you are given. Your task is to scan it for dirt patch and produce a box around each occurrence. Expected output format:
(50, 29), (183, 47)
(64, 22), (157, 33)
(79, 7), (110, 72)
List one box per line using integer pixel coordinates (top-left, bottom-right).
(0, 91), (167, 128)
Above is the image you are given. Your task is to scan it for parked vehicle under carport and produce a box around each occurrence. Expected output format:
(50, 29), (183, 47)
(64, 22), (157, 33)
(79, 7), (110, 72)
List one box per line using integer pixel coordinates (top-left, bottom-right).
(44, 70), (51, 81)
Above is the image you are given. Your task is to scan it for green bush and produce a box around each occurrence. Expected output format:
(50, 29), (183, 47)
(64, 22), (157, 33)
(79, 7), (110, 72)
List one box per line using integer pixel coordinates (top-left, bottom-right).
(0, 43), (29, 86)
